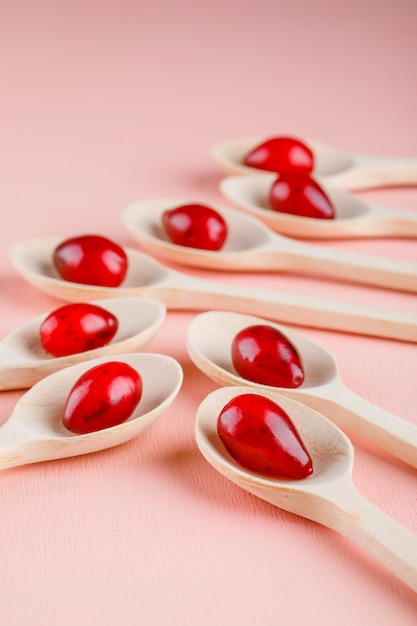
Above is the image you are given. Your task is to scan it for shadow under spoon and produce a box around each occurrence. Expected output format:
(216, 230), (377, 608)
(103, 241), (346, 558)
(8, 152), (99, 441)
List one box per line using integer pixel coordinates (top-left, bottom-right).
(196, 385), (417, 593)
(0, 297), (166, 390)
(0, 353), (183, 470)
(212, 135), (417, 191)
(8, 237), (417, 343)
(122, 199), (417, 291)
(186, 310), (417, 469)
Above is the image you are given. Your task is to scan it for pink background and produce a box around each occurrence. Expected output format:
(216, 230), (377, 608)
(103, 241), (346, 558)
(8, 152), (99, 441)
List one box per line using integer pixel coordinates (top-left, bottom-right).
(1, 0), (416, 623)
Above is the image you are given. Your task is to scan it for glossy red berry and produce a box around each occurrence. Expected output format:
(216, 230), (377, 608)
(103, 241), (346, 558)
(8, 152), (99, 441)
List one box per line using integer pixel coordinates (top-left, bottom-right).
(232, 325), (304, 388)
(243, 137), (314, 174)
(162, 204), (227, 251)
(269, 174), (335, 219)
(217, 393), (313, 479)
(40, 303), (118, 357)
(63, 361), (142, 434)
(53, 235), (128, 287)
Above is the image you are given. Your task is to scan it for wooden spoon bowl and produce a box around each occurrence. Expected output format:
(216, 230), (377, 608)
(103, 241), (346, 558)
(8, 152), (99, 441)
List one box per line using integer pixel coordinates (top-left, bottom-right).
(0, 353), (183, 470)
(0, 297), (166, 390)
(212, 136), (417, 191)
(220, 174), (417, 239)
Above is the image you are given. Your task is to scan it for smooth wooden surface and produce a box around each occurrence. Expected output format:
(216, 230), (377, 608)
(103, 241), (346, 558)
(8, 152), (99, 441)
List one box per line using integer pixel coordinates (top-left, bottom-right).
(0, 298), (166, 390)
(220, 174), (417, 239)
(212, 136), (417, 190)
(122, 198), (417, 291)
(9, 237), (417, 342)
(195, 385), (417, 592)
(1, 1), (417, 624)
(186, 311), (417, 467)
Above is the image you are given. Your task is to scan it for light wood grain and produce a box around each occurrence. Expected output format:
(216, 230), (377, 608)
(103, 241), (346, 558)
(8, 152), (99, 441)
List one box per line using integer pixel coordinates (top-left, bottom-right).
(220, 174), (417, 239)
(0, 297), (166, 390)
(9, 237), (417, 343)
(0, 353), (183, 470)
(122, 198), (417, 291)
(212, 136), (417, 191)
(195, 385), (417, 592)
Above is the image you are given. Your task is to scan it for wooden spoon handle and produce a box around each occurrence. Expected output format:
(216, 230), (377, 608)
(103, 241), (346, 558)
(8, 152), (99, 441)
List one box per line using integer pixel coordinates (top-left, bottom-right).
(266, 241), (417, 293)
(321, 482), (417, 592)
(302, 384), (417, 468)
(364, 205), (417, 238)
(9, 239), (417, 342)
(319, 155), (417, 190)
(378, 216), (417, 239)
(158, 273), (417, 342)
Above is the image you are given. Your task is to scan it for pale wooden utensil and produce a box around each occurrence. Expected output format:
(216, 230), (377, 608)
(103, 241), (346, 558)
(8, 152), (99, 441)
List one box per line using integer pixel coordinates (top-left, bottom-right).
(9, 237), (417, 342)
(186, 310), (417, 468)
(0, 297), (166, 391)
(195, 385), (417, 592)
(122, 199), (417, 291)
(0, 353), (183, 470)
(212, 136), (417, 191)
(220, 174), (417, 239)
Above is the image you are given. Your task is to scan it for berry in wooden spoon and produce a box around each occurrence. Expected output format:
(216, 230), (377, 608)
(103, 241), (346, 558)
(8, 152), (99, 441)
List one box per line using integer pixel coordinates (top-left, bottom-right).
(162, 204), (227, 251)
(217, 393), (313, 479)
(40, 302), (118, 357)
(269, 174), (335, 219)
(232, 325), (304, 388)
(53, 234), (128, 287)
(63, 361), (142, 434)
(243, 136), (314, 174)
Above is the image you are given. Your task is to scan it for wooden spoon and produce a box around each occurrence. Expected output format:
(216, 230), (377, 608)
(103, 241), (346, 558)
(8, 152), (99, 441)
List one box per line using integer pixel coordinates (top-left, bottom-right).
(122, 199), (417, 292)
(187, 310), (417, 468)
(9, 237), (417, 343)
(212, 136), (417, 191)
(220, 174), (417, 239)
(0, 353), (183, 470)
(0, 297), (166, 391)
(195, 385), (417, 593)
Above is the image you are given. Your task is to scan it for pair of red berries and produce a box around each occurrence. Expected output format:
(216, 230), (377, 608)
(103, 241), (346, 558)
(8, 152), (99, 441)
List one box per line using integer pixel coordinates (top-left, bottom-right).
(221, 324), (312, 480)
(39, 300), (141, 435)
(244, 136), (335, 220)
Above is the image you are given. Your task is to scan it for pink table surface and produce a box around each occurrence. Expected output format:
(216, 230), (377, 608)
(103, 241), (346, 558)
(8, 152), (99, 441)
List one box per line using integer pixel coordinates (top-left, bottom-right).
(0, 1), (416, 624)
